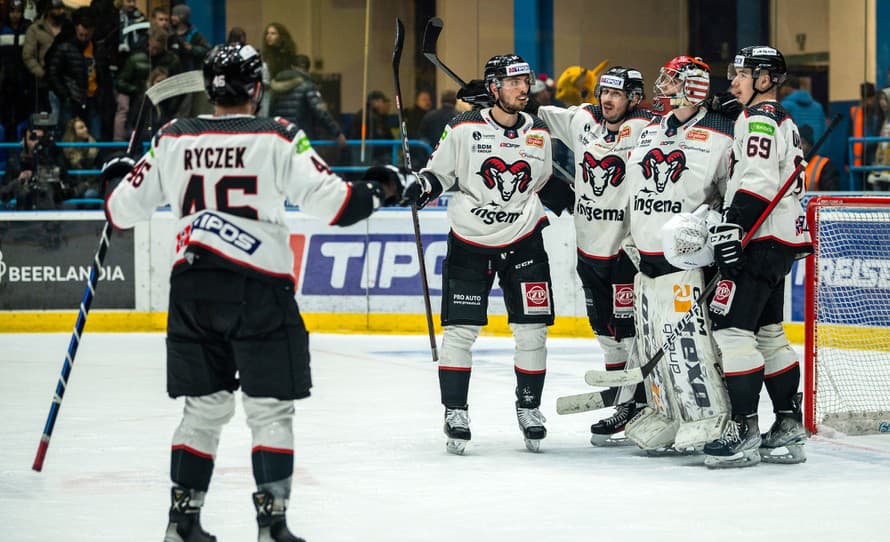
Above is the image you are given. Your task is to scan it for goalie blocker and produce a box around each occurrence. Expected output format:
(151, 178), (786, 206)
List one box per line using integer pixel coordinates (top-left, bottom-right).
(624, 268), (730, 450)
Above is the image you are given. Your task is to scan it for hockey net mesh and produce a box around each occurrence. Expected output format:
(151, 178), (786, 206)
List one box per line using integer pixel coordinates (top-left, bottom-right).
(806, 197), (890, 435)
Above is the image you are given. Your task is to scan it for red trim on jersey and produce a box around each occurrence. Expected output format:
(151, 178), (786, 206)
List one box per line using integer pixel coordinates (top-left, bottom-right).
(749, 235), (811, 247)
(439, 366), (471, 372)
(724, 365), (765, 377)
(514, 366), (546, 375)
(158, 130), (293, 143)
(172, 444), (214, 459)
(637, 249), (665, 256)
(736, 188), (771, 203)
(765, 361), (799, 378)
(174, 241), (295, 283)
(577, 248), (619, 260)
(451, 216), (549, 249)
(450, 120), (487, 129)
(605, 362), (627, 370)
(328, 182), (353, 226)
(105, 192), (125, 230)
(251, 445), (294, 455)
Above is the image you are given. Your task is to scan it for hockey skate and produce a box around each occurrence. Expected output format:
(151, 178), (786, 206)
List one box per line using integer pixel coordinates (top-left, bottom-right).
(516, 402), (547, 452)
(760, 396), (807, 464)
(164, 486), (216, 542)
(253, 490), (306, 542)
(443, 407), (471, 455)
(703, 414), (762, 469)
(590, 401), (638, 447)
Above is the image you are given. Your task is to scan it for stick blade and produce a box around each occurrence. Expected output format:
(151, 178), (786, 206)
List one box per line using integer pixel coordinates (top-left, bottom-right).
(584, 368), (644, 387)
(145, 70), (205, 105)
(422, 17), (443, 55)
(556, 392), (607, 415)
(393, 18), (405, 68)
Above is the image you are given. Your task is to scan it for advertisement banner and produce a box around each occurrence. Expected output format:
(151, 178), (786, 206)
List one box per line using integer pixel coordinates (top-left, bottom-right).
(0, 219), (135, 310)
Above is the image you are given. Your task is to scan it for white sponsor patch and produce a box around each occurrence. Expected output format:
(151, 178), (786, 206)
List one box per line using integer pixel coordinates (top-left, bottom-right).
(751, 46), (778, 57)
(734, 55), (746, 67)
(600, 75), (625, 89)
(239, 44), (259, 59)
(506, 62), (531, 76)
(627, 70), (642, 80)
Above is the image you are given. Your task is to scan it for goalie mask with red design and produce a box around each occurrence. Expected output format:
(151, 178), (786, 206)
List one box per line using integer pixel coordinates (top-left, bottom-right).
(653, 56), (710, 111)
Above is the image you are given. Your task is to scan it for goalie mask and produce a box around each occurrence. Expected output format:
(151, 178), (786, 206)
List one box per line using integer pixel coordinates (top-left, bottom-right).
(654, 56), (710, 111)
(203, 43), (263, 106)
(662, 205), (722, 270)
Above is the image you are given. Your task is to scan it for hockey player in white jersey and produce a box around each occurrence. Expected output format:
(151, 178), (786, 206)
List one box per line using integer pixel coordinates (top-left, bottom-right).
(537, 67), (653, 444)
(103, 44), (407, 541)
(403, 54), (569, 454)
(703, 46), (810, 468)
(622, 56), (735, 452)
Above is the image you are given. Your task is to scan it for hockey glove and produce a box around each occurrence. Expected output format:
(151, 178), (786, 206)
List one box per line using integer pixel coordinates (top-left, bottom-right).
(361, 165), (413, 207)
(99, 154), (136, 196)
(709, 91), (743, 120)
(457, 79), (494, 108)
(709, 223), (744, 276)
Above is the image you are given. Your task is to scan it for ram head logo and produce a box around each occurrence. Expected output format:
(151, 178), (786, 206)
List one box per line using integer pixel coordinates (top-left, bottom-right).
(640, 148), (687, 193)
(580, 153), (626, 197)
(478, 157), (533, 202)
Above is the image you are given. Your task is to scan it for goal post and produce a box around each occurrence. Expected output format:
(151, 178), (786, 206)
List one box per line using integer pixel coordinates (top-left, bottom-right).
(804, 195), (890, 435)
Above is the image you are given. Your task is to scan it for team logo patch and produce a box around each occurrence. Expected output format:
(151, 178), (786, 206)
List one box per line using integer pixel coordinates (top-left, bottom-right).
(640, 148), (687, 193)
(473, 131), (483, 141)
(580, 152), (625, 197)
(613, 283), (634, 318)
(673, 283), (694, 313)
(478, 157), (532, 202)
(686, 129), (709, 141)
(521, 281), (551, 315)
(295, 134), (311, 154)
(709, 279), (736, 316)
(526, 134), (545, 148)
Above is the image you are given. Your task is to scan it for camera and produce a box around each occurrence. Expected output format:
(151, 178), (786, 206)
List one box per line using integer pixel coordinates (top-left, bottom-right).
(16, 112), (67, 209)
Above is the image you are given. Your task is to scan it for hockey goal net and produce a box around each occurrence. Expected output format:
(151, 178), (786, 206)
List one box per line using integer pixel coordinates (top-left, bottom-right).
(805, 196), (890, 435)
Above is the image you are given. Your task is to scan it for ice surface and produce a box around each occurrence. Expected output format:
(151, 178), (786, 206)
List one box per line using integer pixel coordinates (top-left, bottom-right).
(1, 332), (888, 541)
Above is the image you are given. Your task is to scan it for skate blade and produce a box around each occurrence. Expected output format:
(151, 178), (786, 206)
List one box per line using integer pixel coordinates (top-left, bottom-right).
(704, 449), (761, 469)
(759, 444), (806, 464)
(446, 438), (468, 455)
(590, 432), (632, 447)
(524, 437), (543, 452)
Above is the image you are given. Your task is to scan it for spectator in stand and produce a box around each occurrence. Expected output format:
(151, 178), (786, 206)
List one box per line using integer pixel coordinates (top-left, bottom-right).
(1, 0), (33, 142)
(150, 6), (170, 32)
(61, 115), (100, 198)
(867, 88), (890, 190)
(226, 26), (246, 45)
(348, 90), (394, 165)
(268, 54), (346, 145)
(47, 8), (113, 141)
(125, 66), (177, 143)
(801, 125), (839, 191)
(22, 0), (66, 114)
(115, 26), (180, 140)
(262, 22), (297, 81)
(780, 75), (827, 142)
(849, 82), (884, 184)
(405, 88), (433, 138)
(117, 0), (145, 54)
(168, 4), (208, 71)
(418, 89), (456, 148)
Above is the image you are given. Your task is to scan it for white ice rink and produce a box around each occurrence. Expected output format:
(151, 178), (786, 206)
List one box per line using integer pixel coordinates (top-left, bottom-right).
(2, 332), (889, 541)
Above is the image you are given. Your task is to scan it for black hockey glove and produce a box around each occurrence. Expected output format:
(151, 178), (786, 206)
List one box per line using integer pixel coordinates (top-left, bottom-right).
(99, 154), (136, 196)
(457, 79), (494, 109)
(709, 223), (744, 277)
(709, 91), (743, 120)
(362, 164), (413, 207)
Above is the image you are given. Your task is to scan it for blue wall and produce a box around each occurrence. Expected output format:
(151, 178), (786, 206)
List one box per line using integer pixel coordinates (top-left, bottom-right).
(177, 0), (226, 48)
(513, 0), (553, 79)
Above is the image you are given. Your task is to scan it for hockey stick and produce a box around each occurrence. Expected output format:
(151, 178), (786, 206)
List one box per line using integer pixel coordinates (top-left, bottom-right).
(556, 387), (618, 415)
(421, 17), (467, 88)
(394, 18), (438, 362)
(583, 113), (844, 388)
(32, 70), (206, 472)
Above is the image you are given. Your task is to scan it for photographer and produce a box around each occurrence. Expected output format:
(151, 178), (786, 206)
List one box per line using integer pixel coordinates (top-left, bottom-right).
(0, 113), (71, 210)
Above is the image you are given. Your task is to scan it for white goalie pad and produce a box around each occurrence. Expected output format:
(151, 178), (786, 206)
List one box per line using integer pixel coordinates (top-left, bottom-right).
(661, 205), (722, 270)
(625, 268), (730, 450)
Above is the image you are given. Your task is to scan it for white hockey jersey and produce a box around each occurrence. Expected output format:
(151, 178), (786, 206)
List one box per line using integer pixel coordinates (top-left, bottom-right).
(538, 104), (652, 260)
(724, 101), (811, 252)
(421, 108), (553, 249)
(106, 115), (352, 282)
(627, 108), (735, 258)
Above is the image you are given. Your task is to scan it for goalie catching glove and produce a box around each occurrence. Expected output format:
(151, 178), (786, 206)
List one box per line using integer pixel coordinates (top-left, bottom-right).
(661, 204), (722, 270)
(361, 165), (413, 207)
(99, 154), (136, 197)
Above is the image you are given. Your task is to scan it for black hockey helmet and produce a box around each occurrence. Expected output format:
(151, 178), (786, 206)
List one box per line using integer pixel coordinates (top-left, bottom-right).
(483, 54), (534, 97)
(728, 46), (787, 85)
(203, 43), (263, 106)
(595, 66), (645, 102)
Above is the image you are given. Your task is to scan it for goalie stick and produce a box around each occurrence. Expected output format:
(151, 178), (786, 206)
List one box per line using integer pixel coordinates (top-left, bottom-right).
(32, 70), (205, 472)
(394, 18), (438, 362)
(583, 113), (843, 388)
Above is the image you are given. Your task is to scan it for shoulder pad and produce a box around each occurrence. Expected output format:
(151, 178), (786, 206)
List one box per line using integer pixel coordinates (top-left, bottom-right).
(746, 101), (789, 124)
(698, 110), (736, 137)
(627, 108), (654, 121)
(529, 114), (550, 132)
(582, 104), (605, 123)
(447, 110), (485, 128)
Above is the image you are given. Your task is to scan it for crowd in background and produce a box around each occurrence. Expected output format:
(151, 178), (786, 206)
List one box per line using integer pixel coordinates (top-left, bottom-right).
(1, 0), (890, 209)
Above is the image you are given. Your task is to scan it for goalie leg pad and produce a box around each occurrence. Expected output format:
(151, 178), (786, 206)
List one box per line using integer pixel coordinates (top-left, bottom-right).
(625, 407), (680, 450)
(171, 390), (236, 491)
(243, 395), (295, 485)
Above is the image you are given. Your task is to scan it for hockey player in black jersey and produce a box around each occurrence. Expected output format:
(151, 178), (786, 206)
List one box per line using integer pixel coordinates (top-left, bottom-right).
(403, 54), (572, 454)
(103, 44), (408, 541)
(703, 46), (810, 468)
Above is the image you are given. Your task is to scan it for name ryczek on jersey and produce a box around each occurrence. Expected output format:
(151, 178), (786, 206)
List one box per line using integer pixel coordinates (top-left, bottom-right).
(421, 108), (553, 249)
(538, 103), (652, 261)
